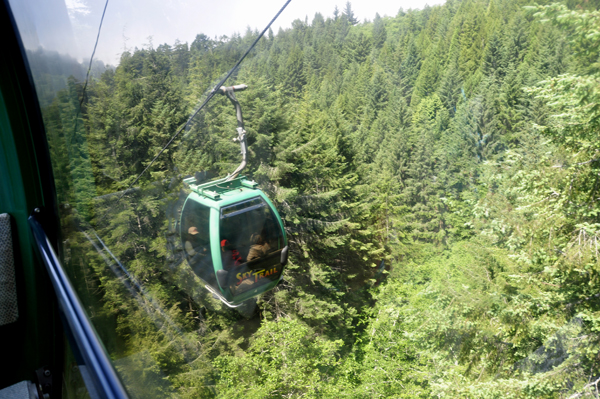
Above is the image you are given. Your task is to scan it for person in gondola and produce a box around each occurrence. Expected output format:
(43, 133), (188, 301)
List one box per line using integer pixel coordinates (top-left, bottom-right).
(220, 239), (243, 271)
(184, 222), (214, 281)
(247, 233), (271, 262)
(185, 226), (208, 257)
(218, 239), (245, 291)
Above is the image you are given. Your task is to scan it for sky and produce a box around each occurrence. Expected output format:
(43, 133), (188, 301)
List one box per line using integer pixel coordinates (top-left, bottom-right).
(10, 0), (446, 66)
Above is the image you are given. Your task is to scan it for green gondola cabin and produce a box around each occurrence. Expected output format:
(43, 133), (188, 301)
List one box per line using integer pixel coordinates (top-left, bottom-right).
(180, 175), (288, 306)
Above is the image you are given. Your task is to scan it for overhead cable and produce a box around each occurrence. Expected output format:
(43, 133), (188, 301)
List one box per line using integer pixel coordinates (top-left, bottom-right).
(122, 0), (292, 194)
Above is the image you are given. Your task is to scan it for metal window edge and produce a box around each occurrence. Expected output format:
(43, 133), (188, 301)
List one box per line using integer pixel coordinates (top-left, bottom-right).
(28, 215), (128, 399)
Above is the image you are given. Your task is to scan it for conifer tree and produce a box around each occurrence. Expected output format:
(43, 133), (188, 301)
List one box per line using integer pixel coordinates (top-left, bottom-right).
(372, 13), (387, 49)
(438, 59), (463, 116)
(400, 37), (421, 99)
(412, 44), (441, 104)
(343, 31), (371, 65)
(278, 46), (307, 96)
(343, 1), (359, 25)
(482, 33), (503, 79)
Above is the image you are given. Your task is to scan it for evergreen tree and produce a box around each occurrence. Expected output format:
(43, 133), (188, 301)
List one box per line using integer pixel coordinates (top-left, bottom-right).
(343, 1), (359, 25)
(372, 13), (387, 49)
(343, 31), (371, 64)
(412, 44), (441, 104)
(438, 59), (463, 116)
(481, 32), (503, 79)
(400, 37), (421, 99)
(278, 46), (307, 95)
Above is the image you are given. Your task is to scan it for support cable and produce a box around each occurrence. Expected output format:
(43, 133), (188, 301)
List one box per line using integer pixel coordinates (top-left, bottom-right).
(73, 0), (110, 138)
(120, 0), (292, 196)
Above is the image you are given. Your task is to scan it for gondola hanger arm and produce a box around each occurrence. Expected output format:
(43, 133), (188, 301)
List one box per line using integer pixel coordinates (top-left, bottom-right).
(220, 85), (248, 181)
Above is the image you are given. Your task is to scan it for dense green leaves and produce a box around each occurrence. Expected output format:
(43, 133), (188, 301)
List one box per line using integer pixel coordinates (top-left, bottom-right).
(41, 0), (600, 397)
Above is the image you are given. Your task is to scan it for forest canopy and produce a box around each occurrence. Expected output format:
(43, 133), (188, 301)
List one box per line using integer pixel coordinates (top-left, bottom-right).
(39, 0), (600, 397)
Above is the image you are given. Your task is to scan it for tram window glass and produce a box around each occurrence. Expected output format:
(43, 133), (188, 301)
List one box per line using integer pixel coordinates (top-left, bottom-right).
(11, 0), (586, 395)
(181, 200), (215, 285)
(219, 197), (284, 297)
(220, 197), (282, 264)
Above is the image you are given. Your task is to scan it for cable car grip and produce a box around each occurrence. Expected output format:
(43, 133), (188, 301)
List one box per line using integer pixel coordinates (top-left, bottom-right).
(219, 85), (248, 181)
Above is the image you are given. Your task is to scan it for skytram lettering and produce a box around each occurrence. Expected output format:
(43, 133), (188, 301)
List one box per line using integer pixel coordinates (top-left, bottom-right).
(236, 267), (279, 286)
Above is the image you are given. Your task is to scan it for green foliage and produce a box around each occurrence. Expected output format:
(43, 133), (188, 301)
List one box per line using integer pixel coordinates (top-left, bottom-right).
(41, 0), (600, 397)
(214, 318), (345, 398)
(372, 13), (387, 49)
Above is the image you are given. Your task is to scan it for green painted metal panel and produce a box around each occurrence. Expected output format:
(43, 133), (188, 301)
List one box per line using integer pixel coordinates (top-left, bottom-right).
(0, 13), (63, 387)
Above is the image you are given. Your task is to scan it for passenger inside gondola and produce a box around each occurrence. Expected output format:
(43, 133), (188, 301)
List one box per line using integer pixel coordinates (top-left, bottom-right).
(181, 202), (215, 285)
(247, 233), (270, 262)
(220, 239), (243, 271)
(185, 226), (209, 258)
